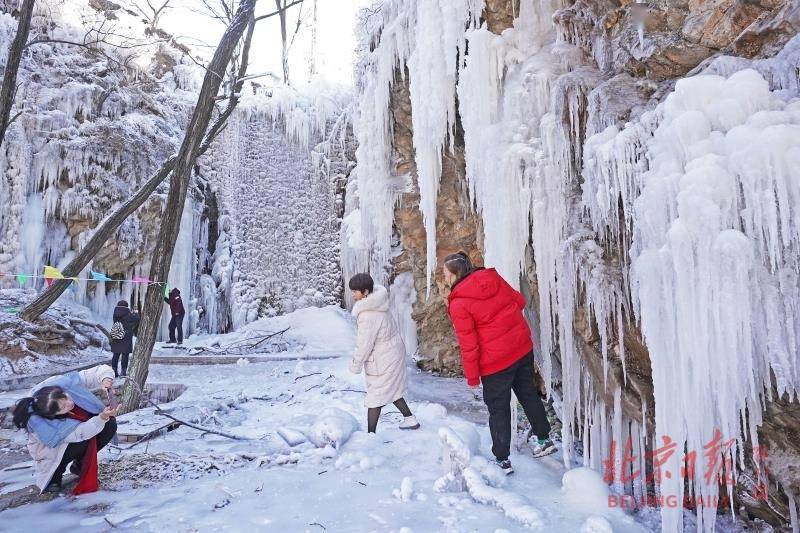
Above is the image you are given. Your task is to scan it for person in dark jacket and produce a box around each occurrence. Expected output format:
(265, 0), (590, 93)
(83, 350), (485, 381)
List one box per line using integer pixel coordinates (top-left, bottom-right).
(164, 288), (185, 345)
(110, 300), (140, 377)
(443, 251), (555, 474)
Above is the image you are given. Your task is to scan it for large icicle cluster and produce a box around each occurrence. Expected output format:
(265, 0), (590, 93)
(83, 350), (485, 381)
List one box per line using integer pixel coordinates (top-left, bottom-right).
(407, 0), (480, 292)
(344, 0), (482, 297)
(341, 0), (415, 296)
(353, 0), (800, 530)
(0, 0), (196, 326)
(584, 66), (800, 532)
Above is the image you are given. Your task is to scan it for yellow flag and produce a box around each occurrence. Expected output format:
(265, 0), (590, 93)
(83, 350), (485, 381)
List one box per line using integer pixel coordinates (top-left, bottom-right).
(43, 266), (64, 280)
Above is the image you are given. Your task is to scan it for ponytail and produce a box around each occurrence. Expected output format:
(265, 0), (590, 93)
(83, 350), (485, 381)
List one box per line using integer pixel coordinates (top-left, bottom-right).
(12, 397), (34, 429)
(12, 386), (67, 429)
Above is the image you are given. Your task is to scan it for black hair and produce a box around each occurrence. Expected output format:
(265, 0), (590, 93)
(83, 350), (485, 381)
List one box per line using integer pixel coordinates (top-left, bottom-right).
(348, 273), (374, 294)
(12, 386), (68, 429)
(117, 300), (129, 308)
(444, 251), (474, 283)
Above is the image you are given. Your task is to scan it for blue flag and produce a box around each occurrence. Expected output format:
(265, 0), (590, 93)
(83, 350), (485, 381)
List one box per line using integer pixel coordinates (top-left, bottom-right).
(90, 271), (112, 282)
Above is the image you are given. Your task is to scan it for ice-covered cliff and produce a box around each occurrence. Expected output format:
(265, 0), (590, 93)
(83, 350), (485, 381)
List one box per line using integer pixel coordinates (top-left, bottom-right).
(0, 0), (352, 344)
(0, 0), (194, 322)
(344, 0), (800, 530)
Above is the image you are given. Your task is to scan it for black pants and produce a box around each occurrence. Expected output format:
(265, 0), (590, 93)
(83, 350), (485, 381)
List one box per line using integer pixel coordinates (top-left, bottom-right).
(168, 314), (184, 343)
(111, 353), (129, 376)
(50, 418), (117, 486)
(482, 352), (551, 461)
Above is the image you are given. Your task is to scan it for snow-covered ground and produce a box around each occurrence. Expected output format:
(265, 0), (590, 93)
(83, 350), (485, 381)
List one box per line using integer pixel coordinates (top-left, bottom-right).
(1, 306), (650, 531)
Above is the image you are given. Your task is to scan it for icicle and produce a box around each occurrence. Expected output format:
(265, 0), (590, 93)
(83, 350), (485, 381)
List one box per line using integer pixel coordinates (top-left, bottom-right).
(408, 0), (482, 294)
(635, 0), (645, 52)
(628, 69), (800, 531)
(389, 272), (419, 356)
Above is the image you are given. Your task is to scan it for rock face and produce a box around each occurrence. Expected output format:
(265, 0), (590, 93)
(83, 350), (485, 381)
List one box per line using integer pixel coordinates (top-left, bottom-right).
(375, 0), (800, 528)
(390, 69), (485, 374)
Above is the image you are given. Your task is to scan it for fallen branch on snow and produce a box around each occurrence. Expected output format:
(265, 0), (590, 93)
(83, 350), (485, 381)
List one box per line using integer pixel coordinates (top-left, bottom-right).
(294, 372), (321, 382)
(122, 377), (248, 441)
(189, 328), (291, 355)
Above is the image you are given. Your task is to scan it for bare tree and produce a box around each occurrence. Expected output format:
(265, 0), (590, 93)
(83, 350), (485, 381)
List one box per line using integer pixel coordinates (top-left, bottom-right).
(130, 0), (174, 31)
(193, 0), (236, 25)
(121, 0), (257, 412)
(269, 0), (305, 85)
(0, 0), (35, 149)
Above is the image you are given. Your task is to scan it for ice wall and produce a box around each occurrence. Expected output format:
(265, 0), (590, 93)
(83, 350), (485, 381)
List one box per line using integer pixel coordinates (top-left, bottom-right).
(0, 1), (195, 329)
(197, 89), (349, 332)
(350, 0), (800, 530)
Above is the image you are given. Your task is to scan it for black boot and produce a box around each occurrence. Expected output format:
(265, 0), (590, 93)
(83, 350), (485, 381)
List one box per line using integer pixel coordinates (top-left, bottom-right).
(44, 475), (63, 493)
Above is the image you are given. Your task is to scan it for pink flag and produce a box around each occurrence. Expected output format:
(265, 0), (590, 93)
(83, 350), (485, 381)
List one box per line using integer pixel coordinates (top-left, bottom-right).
(131, 276), (151, 284)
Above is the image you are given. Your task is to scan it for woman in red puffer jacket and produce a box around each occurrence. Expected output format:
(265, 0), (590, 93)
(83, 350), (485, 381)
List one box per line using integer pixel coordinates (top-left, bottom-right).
(443, 251), (556, 473)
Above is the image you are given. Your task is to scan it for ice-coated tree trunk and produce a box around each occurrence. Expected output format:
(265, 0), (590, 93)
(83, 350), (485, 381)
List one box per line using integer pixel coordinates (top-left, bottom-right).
(121, 0), (257, 412)
(0, 0), (35, 148)
(19, 17), (257, 324)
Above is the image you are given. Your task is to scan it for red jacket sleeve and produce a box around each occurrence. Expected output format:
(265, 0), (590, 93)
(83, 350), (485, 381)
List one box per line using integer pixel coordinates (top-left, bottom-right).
(448, 301), (481, 386)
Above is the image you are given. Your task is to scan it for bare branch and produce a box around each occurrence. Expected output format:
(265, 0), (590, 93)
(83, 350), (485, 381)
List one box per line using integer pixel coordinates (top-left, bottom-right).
(253, 0), (304, 22)
(121, 376), (247, 440)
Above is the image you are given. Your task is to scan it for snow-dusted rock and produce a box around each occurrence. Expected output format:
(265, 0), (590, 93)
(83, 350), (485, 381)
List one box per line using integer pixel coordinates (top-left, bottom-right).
(307, 407), (359, 449)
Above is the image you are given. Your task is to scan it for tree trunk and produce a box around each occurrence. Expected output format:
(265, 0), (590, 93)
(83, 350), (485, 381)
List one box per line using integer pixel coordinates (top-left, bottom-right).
(121, 2), (256, 413)
(276, 0), (290, 84)
(19, 17), (256, 323)
(0, 0), (35, 148)
(308, 0), (317, 79)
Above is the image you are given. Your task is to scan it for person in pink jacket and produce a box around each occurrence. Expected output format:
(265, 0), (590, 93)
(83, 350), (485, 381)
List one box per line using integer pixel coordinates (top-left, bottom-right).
(348, 273), (420, 433)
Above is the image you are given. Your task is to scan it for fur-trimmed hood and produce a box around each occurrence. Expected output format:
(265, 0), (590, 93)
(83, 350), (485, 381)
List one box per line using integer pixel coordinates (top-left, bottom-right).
(352, 285), (390, 317)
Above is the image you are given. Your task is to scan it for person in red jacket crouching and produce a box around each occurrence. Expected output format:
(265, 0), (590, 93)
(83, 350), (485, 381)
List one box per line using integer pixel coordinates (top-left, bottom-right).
(443, 251), (556, 474)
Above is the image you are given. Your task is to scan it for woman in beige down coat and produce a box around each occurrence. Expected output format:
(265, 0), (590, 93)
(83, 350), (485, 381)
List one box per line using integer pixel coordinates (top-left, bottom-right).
(348, 273), (419, 433)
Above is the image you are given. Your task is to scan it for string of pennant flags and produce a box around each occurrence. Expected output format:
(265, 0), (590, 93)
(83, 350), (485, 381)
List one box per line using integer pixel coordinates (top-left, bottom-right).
(0, 266), (169, 296)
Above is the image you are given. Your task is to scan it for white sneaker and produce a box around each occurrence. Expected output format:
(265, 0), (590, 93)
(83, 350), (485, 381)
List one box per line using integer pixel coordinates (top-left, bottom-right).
(398, 415), (420, 430)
